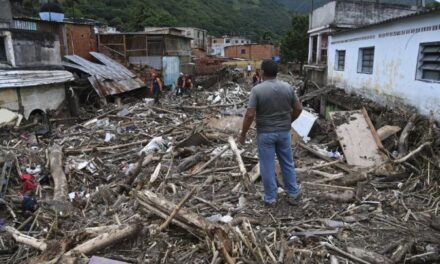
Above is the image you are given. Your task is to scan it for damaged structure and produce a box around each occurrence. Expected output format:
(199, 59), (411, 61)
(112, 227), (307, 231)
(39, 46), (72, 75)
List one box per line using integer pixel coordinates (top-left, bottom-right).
(97, 31), (192, 86)
(305, 0), (417, 86)
(224, 44), (279, 60)
(328, 7), (440, 118)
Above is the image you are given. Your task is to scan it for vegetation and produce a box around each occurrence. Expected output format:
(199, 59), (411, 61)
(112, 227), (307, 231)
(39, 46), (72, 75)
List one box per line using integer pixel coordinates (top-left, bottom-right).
(280, 15), (308, 65)
(57, 0), (292, 42)
(279, 0), (436, 14)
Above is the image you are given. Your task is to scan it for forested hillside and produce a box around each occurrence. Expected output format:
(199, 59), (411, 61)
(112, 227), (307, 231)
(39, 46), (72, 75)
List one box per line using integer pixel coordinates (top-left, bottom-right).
(278, 0), (436, 14)
(56, 0), (292, 41)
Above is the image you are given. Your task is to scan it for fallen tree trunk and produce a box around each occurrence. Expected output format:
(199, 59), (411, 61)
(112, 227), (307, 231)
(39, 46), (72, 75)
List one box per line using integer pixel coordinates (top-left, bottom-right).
(398, 114), (417, 157)
(63, 224), (142, 258)
(49, 144), (68, 202)
(4, 226), (47, 251)
(228, 136), (252, 191)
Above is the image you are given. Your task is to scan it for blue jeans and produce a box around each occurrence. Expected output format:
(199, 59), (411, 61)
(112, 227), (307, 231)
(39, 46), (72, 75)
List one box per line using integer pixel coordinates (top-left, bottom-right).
(257, 131), (300, 203)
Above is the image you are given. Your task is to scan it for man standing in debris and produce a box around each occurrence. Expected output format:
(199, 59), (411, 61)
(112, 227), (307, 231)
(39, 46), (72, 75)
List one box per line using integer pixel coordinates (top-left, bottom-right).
(150, 73), (163, 104)
(246, 63), (253, 77)
(239, 60), (303, 206)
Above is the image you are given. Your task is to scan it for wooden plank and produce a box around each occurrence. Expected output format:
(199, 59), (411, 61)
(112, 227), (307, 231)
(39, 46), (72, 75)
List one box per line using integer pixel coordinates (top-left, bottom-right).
(330, 110), (384, 168)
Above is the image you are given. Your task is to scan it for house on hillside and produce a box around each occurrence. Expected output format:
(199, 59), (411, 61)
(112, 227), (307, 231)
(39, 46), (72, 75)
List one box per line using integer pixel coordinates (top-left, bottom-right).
(145, 27), (208, 51)
(0, 0), (76, 119)
(224, 44), (279, 61)
(97, 31), (192, 87)
(305, 0), (418, 86)
(327, 7), (440, 119)
(210, 36), (252, 57)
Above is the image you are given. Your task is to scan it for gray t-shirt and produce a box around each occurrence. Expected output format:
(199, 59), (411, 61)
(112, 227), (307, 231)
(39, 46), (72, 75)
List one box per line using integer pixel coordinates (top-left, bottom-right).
(248, 79), (299, 133)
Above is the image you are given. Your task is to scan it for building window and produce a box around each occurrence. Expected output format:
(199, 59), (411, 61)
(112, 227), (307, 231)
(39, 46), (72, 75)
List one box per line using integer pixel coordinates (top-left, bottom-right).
(225, 39), (230, 44)
(416, 42), (440, 82)
(0, 37), (7, 62)
(235, 40), (238, 44)
(241, 49), (246, 54)
(335, 50), (346, 71)
(358, 47), (375, 74)
(213, 40), (217, 44)
(241, 40), (244, 43)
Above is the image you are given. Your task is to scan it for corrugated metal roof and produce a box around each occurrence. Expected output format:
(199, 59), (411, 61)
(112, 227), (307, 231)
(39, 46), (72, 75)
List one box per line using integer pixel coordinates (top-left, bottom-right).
(64, 52), (145, 97)
(0, 70), (74, 89)
(335, 7), (440, 35)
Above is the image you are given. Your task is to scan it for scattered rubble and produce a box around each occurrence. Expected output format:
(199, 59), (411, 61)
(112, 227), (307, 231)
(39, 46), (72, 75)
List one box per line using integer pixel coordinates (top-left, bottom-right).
(0, 73), (439, 264)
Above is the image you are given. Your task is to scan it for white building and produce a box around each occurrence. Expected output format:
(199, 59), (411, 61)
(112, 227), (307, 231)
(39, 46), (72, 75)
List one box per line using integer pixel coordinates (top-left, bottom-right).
(210, 36), (252, 57)
(144, 27), (208, 51)
(327, 8), (440, 118)
(306, 0), (417, 86)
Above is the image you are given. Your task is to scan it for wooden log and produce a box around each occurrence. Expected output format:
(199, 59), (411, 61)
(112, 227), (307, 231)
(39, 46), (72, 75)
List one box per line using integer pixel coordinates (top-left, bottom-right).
(191, 145), (230, 175)
(232, 163), (259, 192)
(321, 242), (371, 264)
(4, 226), (47, 251)
(347, 247), (393, 264)
(177, 153), (204, 172)
(64, 139), (150, 154)
(376, 125), (401, 141)
(298, 143), (354, 173)
(398, 114), (417, 157)
(391, 241), (413, 263)
(393, 142), (432, 164)
(63, 224), (142, 258)
(228, 136), (252, 191)
(49, 145), (68, 202)
(158, 187), (197, 231)
(321, 190), (355, 203)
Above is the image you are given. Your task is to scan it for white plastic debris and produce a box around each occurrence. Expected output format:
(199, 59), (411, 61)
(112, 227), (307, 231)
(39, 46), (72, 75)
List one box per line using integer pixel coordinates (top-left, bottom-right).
(206, 214), (233, 224)
(316, 147), (343, 159)
(212, 95), (222, 104)
(117, 108), (130, 117)
(26, 165), (42, 176)
(291, 110), (318, 143)
(138, 136), (167, 156)
(96, 118), (110, 127)
(104, 132), (116, 142)
(237, 195), (246, 209)
(143, 98), (155, 106)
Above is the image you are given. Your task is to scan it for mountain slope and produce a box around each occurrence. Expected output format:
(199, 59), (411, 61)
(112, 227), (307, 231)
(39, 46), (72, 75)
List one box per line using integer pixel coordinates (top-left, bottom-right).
(278, 0), (436, 14)
(58, 0), (292, 41)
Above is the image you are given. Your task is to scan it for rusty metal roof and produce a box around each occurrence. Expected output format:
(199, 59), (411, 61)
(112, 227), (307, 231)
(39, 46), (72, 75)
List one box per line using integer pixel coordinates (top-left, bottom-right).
(64, 52), (145, 97)
(0, 70), (74, 89)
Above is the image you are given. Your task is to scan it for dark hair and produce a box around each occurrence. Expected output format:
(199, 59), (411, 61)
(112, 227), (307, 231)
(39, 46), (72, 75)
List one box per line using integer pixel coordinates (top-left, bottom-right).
(261, 60), (278, 77)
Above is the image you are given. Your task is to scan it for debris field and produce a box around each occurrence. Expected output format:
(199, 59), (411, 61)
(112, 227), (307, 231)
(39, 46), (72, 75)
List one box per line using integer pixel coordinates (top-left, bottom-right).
(0, 75), (439, 264)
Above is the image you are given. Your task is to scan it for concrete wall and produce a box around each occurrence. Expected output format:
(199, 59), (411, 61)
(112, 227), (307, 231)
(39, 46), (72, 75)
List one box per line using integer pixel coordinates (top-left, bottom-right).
(0, 0), (12, 23)
(310, 1), (416, 30)
(310, 1), (337, 30)
(11, 30), (61, 67)
(224, 44), (277, 60)
(335, 1), (416, 28)
(327, 13), (440, 119)
(210, 36), (251, 56)
(0, 83), (66, 118)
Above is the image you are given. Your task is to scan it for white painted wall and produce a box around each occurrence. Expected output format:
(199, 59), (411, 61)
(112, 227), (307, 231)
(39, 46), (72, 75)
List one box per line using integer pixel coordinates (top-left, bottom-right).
(328, 13), (440, 119)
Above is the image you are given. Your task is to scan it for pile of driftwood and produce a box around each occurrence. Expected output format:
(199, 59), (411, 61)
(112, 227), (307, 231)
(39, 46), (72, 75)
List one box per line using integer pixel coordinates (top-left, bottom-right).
(0, 77), (439, 264)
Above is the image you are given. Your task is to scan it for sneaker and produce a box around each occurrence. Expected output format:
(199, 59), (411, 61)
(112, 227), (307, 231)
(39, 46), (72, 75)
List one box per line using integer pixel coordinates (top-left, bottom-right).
(287, 193), (301, 206)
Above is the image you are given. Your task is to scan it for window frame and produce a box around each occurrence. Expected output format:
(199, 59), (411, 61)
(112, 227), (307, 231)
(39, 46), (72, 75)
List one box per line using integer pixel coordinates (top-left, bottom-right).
(0, 37), (8, 63)
(241, 49), (246, 54)
(357, 47), (375, 74)
(335, 50), (346, 71)
(416, 41), (440, 83)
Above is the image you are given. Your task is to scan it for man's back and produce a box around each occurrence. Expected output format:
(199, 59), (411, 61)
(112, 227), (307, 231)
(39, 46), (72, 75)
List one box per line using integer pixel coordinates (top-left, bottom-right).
(249, 79), (298, 133)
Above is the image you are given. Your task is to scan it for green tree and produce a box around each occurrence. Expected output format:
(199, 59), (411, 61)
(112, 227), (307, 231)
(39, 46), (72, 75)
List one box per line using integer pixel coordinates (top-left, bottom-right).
(280, 15), (309, 67)
(426, 1), (440, 8)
